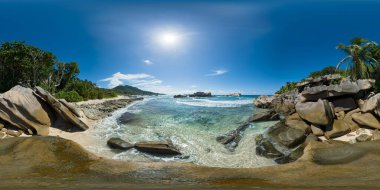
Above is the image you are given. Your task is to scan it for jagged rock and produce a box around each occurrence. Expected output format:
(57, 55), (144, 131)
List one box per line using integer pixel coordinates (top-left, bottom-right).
(344, 108), (361, 132)
(356, 134), (372, 142)
(301, 78), (375, 101)
(253, 95), (275, 109)
(216, 123), (250, 152)
(59, 99), (81, 117)
(296, 99), (334, 126)
(352, 112), (380, 129)
(325, 119), (351, 139)
(285, 113), (311, 133)
(107, 138), (134, 150)
(332, 97), (357, 112)
(358, 93), (380, 113)
(267, 121), (306, 148)
(249, 110), (279, 122)
(311, 124), (324, 136)
(255, 134), (283, 158)
(0, 85), (53, 135)
(35, 86), (89, 131)
(134, 141), (181, 155)
(272, 90), (298, 115)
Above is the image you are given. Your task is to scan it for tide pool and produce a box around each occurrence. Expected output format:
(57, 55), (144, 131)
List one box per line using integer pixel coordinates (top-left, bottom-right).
(90, 95), (277, 168)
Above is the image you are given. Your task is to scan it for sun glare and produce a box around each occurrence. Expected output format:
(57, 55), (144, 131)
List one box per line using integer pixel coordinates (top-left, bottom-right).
(157, 32), (181, 48)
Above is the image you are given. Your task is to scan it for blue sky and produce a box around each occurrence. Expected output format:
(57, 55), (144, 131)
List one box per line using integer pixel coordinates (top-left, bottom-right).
(1, 0), (380, 95)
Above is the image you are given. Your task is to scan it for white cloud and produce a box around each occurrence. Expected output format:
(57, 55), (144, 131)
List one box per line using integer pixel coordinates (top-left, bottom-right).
(206, 69), (228, 76)
(191, 85), (198, 88)
(99, 72), (153, 88)
(143, 59), (154, 65)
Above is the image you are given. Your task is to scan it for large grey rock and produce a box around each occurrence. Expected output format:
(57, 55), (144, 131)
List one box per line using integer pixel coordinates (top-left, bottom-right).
(358, 93), (380, 113)
(296, 99), (334, 126)
(59, 99), (81, 117)
(267, 121), (306, 148)
(134, 141), (181, 155)
(325, 119), (351, 139)
(332, 97), (357, 112)
(255, 134), (284, 158)
(107, 138), (134, 150)
(253, 95), (275, 109)
(344, 108), (361, 132)
(352, 112), (380, 129)
(285, 113), (311, 133)
(0, 85), (54, 135)
(301, 78), (375, 101)
(35, 86), (89, 131)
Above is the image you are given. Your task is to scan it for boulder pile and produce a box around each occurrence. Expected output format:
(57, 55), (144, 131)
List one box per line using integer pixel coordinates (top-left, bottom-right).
(0, 85), (89, 138)
(252, 75), (380, 164)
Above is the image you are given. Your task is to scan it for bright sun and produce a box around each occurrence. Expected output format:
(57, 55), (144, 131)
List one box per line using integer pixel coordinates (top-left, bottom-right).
(157, 32), (181, 47)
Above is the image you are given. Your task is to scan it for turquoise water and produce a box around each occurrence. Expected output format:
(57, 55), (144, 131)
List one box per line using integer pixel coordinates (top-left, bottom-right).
(91, 95), (277, 168)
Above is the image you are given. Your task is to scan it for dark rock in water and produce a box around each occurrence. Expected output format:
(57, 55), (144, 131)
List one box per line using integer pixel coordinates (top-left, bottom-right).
(267, 121), (306, 148)
(255, 134), (284, 159)
(249, 110), (279, 122)
(189, 92), (212, 97)
(118, 112), (138, 124)
(216, 123), (250, 152)
(107, 138), (134, 150)
(274, 145), (304, 164)
(135, 141), (181, 156)
(173, 95), (188, 98)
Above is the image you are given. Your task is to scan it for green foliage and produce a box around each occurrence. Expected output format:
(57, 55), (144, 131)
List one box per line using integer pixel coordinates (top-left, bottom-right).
(63, 79), (117, 101)
(0, 41), (118, 102)
(54, 91), (83, 102)
(275, 82), (297, 94)
(336, 37), (379, 79)
(112, 85), (162, 95)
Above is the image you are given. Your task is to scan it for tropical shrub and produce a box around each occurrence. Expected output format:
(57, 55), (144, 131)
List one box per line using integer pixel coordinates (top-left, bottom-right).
(54, 91), (83, 102)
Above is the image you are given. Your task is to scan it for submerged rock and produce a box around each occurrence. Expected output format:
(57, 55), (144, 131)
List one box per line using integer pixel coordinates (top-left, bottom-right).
(117, 112), (138, 124)
(107, 138), (134, 150)
(249, 110), (279, 122)
(255, 134), (283, 158)
(216, 123), (250, 152)
(135, 141), (181, 156)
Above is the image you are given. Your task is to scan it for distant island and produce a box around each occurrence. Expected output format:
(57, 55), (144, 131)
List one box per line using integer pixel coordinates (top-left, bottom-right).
(112, 85), (163, 96)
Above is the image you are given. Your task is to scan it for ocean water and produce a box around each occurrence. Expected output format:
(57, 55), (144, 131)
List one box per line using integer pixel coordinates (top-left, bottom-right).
(89, 95), (277, 168)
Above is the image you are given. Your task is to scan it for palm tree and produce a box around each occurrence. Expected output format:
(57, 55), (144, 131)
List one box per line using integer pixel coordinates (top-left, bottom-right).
(336, 37), (379, 79)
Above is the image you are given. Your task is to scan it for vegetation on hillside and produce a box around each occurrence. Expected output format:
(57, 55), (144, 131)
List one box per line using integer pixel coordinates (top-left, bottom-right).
(0, 41), (117, 102)
(112, 85), (162, 96)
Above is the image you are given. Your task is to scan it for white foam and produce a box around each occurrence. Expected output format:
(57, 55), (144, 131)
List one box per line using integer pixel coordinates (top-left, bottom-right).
(175, 98), (252, 108)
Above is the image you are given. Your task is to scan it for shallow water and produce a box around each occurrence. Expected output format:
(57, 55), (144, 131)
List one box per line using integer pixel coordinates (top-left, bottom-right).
(89, 95), (277, 168)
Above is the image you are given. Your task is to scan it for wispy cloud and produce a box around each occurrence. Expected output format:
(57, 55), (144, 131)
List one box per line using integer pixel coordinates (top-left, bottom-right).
(206, 69), (228, 76)
(99, 72), (155, 88)
(143, 59), (154, 65)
